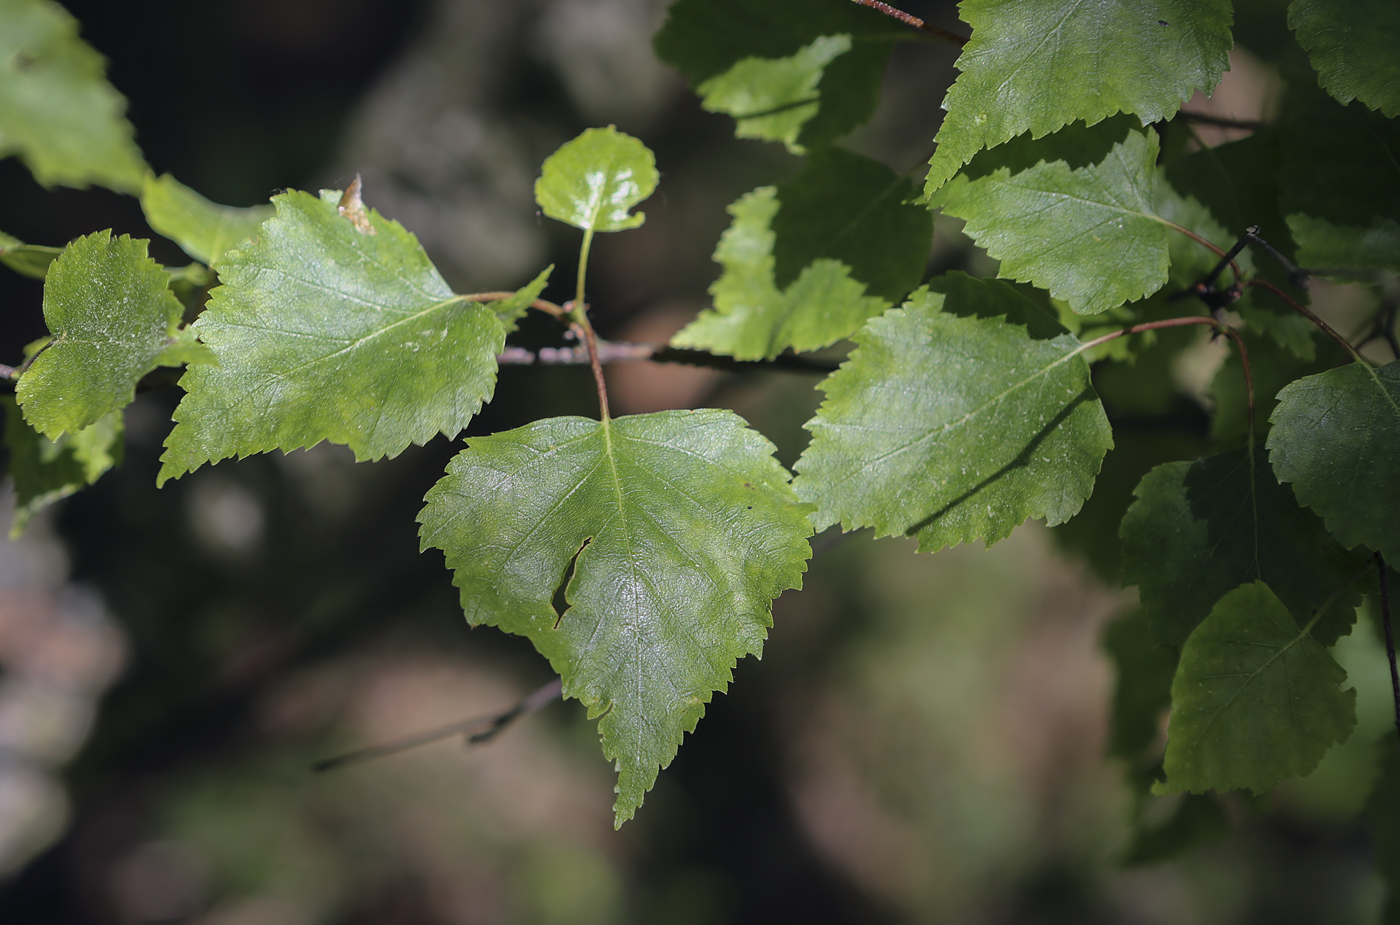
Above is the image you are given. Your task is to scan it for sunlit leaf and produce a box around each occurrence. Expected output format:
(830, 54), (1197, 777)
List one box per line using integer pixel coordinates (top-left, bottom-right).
(141, 173), (273, 266)
(697, 35), (851, 152)
(419, 410), (813, 826)
(534, 127), (657, 233)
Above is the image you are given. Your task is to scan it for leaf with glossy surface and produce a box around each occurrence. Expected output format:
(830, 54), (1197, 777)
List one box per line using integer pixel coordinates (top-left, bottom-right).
(1289, 0), (1400, 117)
(924, 0), (1232, 192)
(0, 0), (147, 191)
(17, 231), (187, 439)
(419, 410), (813, 826)
(1120, 446), (1363, 646)
(2, 395), (121, 537)
(669, 187), (887, 360)
(141, 173), (273, 266)
(534, 127), (657, 233)
(932, 126), (1170, 314)
(793, 280), (1112, 551)
(159, 189), (550, 483)
(0, 228), (61, 279)
(1267, 360), (1400, 565)
(697, 35), (851, 152)
(1160, 581), (1356, 795)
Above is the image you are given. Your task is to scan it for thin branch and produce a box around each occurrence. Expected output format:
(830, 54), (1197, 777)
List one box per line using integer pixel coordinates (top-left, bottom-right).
(1218, 325), (1255, 444)
(847, 0), (968, 47)
(462, 290), (568, 318)
(0, 363), (16, 380)
(312, 677), (563, 772)
(1077, 315), (1220, 354)
(1248, 278), (1369, 363)
(1176, 111), (1265, 130)
(1380, 553), (1400, 744)
(496, 341), (841, 374)
(1162, 220), (1241, 285)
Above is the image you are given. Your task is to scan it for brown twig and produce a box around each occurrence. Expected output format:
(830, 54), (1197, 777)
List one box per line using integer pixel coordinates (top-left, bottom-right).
(1248, 278), (1367, 363)
(1380, 553), (1400, 744)
(847, 0), (967, 46)
(496, 342), (842, 373)
(1076, 315), (1221, 353)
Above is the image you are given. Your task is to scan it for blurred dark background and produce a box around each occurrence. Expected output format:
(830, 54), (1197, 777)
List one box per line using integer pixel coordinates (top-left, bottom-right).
(0, 1), (1393, 923)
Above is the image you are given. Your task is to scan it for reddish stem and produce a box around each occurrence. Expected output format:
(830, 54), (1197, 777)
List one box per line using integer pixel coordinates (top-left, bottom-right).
(847, 0), (968, 46)
(1248, 278), (1366, 362)
(1219, 325), (1255, 443)
(1076, 315), (1220, 353)
(463, 291), (568, 318)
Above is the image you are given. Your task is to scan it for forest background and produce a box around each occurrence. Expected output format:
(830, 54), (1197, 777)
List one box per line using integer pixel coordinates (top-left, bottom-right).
(0, 0), (1395, 923)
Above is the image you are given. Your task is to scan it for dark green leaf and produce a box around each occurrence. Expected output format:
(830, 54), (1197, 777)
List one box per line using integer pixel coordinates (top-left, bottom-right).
(16, 230), (187, 439)
(1289, 0), (1400, 118)
(141, 173), (273, 267)
(0, 228), (61, 279)
(534, 127), (657, 233)
(1120, 446), (1363, 645)
(1209, 331), (1346, 449)
(793, 280), (1112, 551)
(1365, 736), (1400, 924)
(1103, 608), (1177, 761)
(2, 394), (121, 537)
(924, 0), (1232, 192)
(1267, 360), (1400, 564)
(0, 0), (147, 191)
(418, 410), (813, 826)
(159, 189), (550, 483)
(1159, 581), (1356, 795)
(1121, 794), (1228, 867)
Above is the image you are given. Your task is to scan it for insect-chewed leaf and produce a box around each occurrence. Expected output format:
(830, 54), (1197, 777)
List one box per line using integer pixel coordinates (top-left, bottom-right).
(793, 277), (1112, 551)
(534, 127), (657, 233)
(1159, 581), (1356, 796)
(931, 125), (1170, 315)
(0, 228), (62, 279)
(1289, 0), (1400, 118)
(1267, 360), (1400, 565)
(924, 0), (1232, 193)
(158, 189), (551, 484)
(1, 394), (122, 537)
(418, 410), (813, 826)
(17, 230), (187, 439)
(141, 173), (273, 266)
(1120, 446), (1364, 646)
(0, 0), (147, 192)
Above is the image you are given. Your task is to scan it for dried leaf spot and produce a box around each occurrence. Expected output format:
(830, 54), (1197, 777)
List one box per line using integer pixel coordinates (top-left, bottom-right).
(337, 174), (377, 235)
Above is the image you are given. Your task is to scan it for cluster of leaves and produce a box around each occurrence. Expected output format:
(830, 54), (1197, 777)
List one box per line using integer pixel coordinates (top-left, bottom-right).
(2, 0), (1399, 897)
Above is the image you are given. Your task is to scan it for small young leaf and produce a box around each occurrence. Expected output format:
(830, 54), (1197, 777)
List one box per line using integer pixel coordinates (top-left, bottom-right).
(0, 0), (147, 192)
(2, 395), (122, 537)
(0, 228), (62, 279)
(534, 127), (657, 233)
(669, 187), (887, 360)
(931, 126), (1170, 314)
(924, 0), (1232, 193)
(1159, 581), (1356, 795)
(1289, 0), (1400, 118)
(697, 35), (851, 152)
(419, 410), (813, 826)
(793, 279), (1112, 551)
(159, 189), (551, 483)
(1120, 446), (1363, 646)
(141, 173), (273, 266)
(17, 231), (186, 439)
(1267, 360), (1400, 565)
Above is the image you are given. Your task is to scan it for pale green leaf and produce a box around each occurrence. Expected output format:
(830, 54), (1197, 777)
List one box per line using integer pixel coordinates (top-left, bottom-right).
(1120, 446), (1363, 646)
(924, 0), (1232, 192)
(534, 127), (657, 233)
(1267, 360), (1400, 564)
(159, 189), (551, 484)
(932, 126), (1170, 314)
(2, 395), (121, 537)
(697, 35), (851, 152)
(1289, 0), (1400, 118)
(0, 0), (147, 191)
(418, 410), (813, 826)
(1159, 581), (1356, 795)
(793, 279), (1112, 551)
(0, 228), (61, 279)
(16, 231), (185, 439)
(141, 173), (274, 266)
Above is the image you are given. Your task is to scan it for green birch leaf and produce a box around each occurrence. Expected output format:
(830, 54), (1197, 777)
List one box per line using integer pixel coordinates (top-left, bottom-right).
(0, 0), (147, 192)
(0, 228), (61, 279)
(16, 230), (186, 439)
(1103, 608), (1177, 761)
(924, 0), (1232, 193)
(1288, 0), (1400, 118)
(1120, 447), (1363, 646)
(793, 280), (1113, 551)
(1209, 333), (1346, 449)
(2, 395), (121, 537)
(141, 173), (274, 267)
(158, 189), (551, 484)
(931, 126), (1170, 314)
(534, 127), (657, 233)
(654, 0), (902, 149)
(418, 409), (813, 826)
(669, 187), (887, 360)
(771, 147), (933, 302)
(1159, 581), (1356, 795)
(697, 35), (851, 152)
(1267, 360), (1400, 564)
(1365, 737), (1400, 925)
